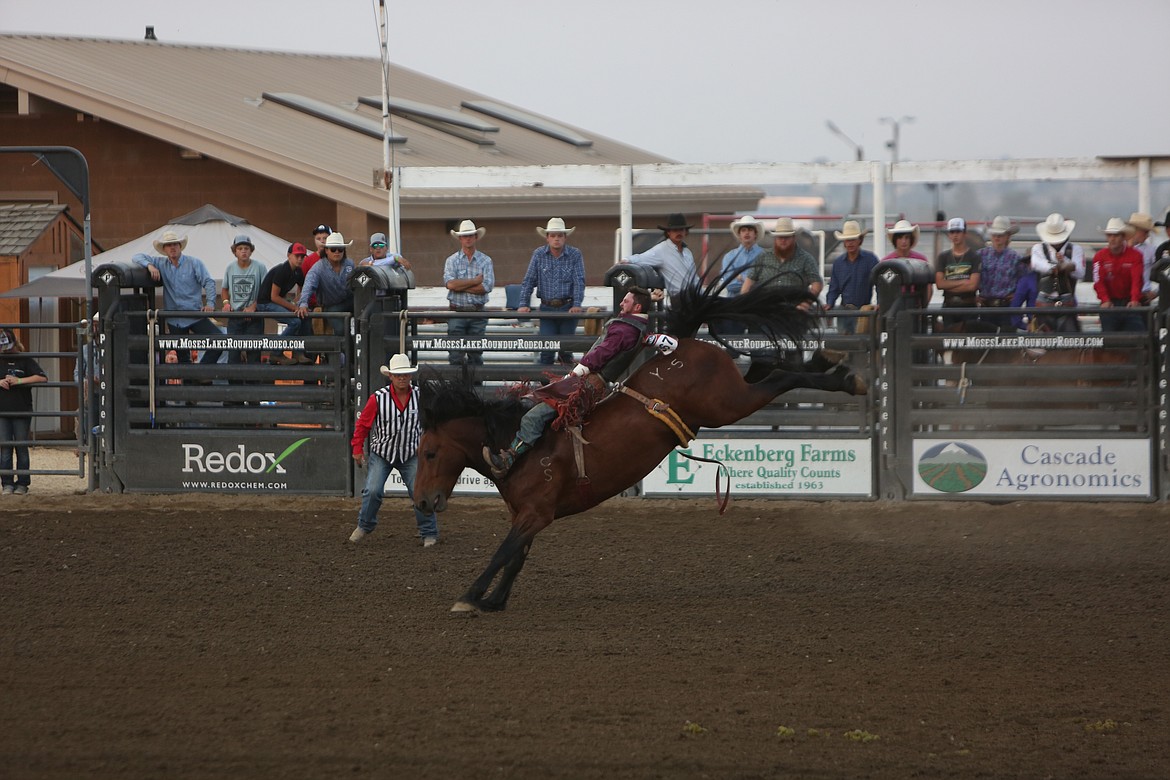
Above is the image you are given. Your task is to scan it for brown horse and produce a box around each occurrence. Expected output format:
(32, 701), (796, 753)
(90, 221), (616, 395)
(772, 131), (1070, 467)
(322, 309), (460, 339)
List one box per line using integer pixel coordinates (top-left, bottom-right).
(412, 283), (868, 614)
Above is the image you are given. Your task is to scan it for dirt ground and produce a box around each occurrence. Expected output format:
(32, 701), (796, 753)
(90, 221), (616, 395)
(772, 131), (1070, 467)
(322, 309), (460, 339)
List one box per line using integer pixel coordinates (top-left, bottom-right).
(2, 453), (1169, 779)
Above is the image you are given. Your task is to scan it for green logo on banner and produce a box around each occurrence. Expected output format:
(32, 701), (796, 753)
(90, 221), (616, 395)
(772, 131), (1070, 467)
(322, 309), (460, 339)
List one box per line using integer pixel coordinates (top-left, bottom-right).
(267, 437), (311, 473)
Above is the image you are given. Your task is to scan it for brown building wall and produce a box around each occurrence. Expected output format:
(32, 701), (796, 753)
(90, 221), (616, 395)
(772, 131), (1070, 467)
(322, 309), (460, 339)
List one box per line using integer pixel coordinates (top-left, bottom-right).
(1, 115), (690, 293)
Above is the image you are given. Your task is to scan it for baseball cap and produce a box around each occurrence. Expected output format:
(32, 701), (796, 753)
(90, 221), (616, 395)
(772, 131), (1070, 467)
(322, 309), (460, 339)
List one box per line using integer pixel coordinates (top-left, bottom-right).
(288, 242), (308, 256)
(946, 217), (966, 232)
(370, 232), (388, 246)
(312, 224), (333, 235)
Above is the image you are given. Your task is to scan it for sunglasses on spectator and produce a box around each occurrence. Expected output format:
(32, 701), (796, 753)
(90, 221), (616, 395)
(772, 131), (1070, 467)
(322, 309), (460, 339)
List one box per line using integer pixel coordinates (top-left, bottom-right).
(371, 242), (387, 248)
(326, 247), (345, 253)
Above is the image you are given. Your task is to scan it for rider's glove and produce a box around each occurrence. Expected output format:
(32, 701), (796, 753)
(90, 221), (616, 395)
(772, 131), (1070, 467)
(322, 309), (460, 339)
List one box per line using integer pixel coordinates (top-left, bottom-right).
(571, 364), (590, 377)
(643, 333), (678, 355)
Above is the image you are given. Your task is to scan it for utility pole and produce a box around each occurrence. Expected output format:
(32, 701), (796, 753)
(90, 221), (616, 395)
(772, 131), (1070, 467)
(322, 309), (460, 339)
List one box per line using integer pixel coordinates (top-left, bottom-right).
(825, 119), (864, 217)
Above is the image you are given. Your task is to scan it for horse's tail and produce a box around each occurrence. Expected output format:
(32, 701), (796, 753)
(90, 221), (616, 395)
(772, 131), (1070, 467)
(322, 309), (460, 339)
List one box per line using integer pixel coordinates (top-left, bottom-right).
(660, 276), (819, 348)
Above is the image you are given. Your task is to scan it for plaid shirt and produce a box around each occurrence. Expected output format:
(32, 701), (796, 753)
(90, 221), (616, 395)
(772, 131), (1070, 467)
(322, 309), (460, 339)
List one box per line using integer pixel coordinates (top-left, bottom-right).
(518, 245), (585, 307)
(825, 250), (879, 308)
(444, 249), (495, 307)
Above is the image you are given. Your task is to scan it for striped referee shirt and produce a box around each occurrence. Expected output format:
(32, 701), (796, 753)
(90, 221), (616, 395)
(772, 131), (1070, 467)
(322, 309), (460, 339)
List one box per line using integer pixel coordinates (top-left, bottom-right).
(351, 384), (421, 463)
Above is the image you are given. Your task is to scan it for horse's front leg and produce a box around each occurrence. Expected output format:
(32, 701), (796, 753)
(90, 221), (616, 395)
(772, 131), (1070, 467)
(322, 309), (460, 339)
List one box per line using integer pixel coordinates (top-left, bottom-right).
(451, 526), (534, 614)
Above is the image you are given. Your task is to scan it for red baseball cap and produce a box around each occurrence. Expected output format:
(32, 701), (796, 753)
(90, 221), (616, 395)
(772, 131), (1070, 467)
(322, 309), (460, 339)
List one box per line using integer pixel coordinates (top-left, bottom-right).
(288, 242), (308, 256)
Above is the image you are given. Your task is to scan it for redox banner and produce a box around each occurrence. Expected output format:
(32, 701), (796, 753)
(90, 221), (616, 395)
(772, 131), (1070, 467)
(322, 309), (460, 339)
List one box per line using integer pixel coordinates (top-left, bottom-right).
(117, 431), (350, 493)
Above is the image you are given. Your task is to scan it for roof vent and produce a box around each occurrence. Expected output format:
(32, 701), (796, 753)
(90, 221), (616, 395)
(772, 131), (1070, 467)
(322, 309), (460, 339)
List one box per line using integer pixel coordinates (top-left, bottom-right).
(145, 26), (157, 41)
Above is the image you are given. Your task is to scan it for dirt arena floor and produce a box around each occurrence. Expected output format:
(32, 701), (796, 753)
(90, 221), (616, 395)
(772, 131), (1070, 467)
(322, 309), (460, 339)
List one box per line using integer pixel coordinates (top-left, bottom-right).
(2, 449), (1169, 779)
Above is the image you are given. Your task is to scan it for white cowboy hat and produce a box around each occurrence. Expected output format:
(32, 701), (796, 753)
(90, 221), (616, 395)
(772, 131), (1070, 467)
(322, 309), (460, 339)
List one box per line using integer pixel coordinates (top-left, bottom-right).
(324, 231), (353, 248)
(1101, 217), (1135, 236)
(1036, 213), (1075, 244)
(450, 219), (486, 239)
(987, 216), (1020, 236)
(834, 220), (868, 241)
(379, 353), (418, 377)
(729, 215), (765, 238)
(536, 217), (575, 237)
(770, 217), (798, 237)
(1126, 212), (1155, 233)
(886, 219), (920, 241)
(152, 230), (188, 254)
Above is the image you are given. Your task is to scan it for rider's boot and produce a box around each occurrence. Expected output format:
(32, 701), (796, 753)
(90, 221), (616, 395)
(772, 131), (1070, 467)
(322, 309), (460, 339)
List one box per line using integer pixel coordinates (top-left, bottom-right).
(483, 438), (531, 479)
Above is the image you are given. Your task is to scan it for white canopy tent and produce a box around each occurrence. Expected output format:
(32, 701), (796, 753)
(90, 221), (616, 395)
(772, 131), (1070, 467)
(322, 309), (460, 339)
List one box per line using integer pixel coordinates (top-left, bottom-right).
(1, 204), (292, 299)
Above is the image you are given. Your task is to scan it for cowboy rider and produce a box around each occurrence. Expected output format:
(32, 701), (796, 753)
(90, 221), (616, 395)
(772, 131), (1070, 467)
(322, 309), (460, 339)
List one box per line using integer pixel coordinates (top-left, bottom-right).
(483, 286), (678, 479)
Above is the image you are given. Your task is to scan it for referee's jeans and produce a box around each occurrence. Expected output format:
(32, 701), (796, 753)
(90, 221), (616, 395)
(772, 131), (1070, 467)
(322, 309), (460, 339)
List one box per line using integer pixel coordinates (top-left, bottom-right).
(356, 452), (439, 539)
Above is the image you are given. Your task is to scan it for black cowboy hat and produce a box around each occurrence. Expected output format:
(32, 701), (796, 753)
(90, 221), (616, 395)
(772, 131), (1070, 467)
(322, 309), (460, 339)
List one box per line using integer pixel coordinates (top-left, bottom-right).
(657, 213), (692, 231)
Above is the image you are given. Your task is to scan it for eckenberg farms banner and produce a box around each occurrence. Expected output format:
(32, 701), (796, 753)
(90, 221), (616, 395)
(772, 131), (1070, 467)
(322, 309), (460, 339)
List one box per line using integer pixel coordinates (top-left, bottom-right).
(643, 438), (873, 496)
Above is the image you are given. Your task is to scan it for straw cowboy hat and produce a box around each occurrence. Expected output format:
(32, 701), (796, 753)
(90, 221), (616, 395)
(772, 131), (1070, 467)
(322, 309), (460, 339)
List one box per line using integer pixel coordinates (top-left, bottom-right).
(1126, 212), (1156, 233)
(450, 219), (486, 239)
(657, 213), (692, 231)
(834, 220), (868, 241)
(770, 217), (798, 237)
(379, 353), (418, 377)
(729, 215), (765, 237)
(1036, 213), (1075, 244)
(537, 217), (575, 237)
(1101, 217), (1135, 236)
(886, 219), (920, 242)
(987, 216), (1020, 236)
(152, 230), (188, 254)
(324, 231), (353, 248)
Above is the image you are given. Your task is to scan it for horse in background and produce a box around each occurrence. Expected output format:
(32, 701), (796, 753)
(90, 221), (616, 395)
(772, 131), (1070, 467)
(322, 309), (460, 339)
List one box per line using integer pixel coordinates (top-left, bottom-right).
(413, 281), (868, 614)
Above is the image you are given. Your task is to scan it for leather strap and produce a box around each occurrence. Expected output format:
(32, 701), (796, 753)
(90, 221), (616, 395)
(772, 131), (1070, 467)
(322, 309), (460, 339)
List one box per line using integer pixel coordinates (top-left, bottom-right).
(617, 385), (696, 447)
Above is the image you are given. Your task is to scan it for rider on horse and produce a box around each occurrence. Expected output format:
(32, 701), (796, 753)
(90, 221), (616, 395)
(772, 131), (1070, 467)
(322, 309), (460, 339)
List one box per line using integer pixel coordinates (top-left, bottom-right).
(483, 286), (678, 479)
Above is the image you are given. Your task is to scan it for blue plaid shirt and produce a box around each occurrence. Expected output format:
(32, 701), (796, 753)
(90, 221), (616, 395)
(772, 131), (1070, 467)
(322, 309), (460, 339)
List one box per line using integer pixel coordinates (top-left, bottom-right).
(444, 249), (495, 307)
(298, 256), (355, 308)
(518, 245), (585, 307)
(977, 247), (1023, 299)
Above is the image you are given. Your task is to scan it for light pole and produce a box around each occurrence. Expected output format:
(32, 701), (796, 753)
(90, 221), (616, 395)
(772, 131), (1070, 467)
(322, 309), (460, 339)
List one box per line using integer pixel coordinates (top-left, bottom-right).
(880, 115), (914, 165)
(825, 119), (864, 216)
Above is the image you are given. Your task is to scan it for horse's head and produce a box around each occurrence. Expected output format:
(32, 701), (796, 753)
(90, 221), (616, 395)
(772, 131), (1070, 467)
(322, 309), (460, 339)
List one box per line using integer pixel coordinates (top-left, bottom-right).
(414, 375), (527, 513)
(414, 420), (484, 514)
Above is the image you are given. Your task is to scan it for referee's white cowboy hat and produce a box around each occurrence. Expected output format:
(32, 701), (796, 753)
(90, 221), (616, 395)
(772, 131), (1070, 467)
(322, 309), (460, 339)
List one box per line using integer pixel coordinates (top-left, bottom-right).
(379, 353), (418, 377)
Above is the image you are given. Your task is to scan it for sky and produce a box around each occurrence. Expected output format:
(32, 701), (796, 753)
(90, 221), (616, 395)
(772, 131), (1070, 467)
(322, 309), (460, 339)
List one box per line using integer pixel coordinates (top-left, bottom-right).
(5, 0), (1170, 166)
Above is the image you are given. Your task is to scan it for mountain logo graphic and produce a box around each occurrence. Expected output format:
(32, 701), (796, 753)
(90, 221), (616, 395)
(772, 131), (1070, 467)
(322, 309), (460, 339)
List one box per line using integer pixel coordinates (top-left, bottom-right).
(917, 442), (988, 493)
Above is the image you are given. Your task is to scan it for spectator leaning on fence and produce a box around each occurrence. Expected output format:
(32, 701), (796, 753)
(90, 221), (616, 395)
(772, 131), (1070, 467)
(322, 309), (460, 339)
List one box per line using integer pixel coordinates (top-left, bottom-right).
(622, 213), (699, 301)
(978, 216), (1024, 330)
(1125, 212), (1159, 304)
(1030, 213), (1085, 332)
(444, 220), (495, 366)
(0, 328), (47, 496)
(741, 217), (824, 310)
(297, 231), (356, 340)
(300, 223), (332, 309)
(935, 217), (981, 327)
(824, 220), (879, 334)
(518, 217), (586, 365)
(257, 242), (312, 364)
(133, 230), (223, 364)
(221, 234), (268, 365)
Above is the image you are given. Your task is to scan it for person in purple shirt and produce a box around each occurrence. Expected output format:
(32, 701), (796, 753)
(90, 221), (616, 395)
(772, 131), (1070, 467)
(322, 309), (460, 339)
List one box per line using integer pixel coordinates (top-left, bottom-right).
(483, 287), (677, 479)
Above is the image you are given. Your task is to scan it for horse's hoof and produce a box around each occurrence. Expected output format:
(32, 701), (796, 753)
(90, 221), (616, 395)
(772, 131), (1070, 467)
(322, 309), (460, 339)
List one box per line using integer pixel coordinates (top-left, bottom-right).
(819, 348), (847, 367)
(450, 601), (480, 616)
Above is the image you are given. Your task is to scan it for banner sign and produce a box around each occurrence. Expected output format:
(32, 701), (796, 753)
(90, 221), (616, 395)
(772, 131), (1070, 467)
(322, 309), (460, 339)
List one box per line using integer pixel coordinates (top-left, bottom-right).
(119, 431), (350, 493)
(912, 438), (1151, 497)
(642, 438), (873, 496)
(382, 468), (499, 496)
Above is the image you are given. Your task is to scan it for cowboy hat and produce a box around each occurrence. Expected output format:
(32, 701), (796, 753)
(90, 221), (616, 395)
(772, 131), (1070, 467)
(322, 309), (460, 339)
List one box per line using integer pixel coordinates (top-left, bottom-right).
(657, 213), (692, 231)
(450, 219), (486, 239)
(987, 216), (1020, 236)
(834, 220), (868, 241)
(152, 230), (188, 254)
(1101, 217), (1135, 236)
(886, 219), (920, 242)
(379, 353), (418, 377)
(1126, 212), (1155, 233)
(770, 217), (798, 237)
(1036, 213), (1075, 245)
(231, 234), (254, 250)
(729, 215), (765, 237)
(537, 217), (575, 237)
(324, 232), (353, 248)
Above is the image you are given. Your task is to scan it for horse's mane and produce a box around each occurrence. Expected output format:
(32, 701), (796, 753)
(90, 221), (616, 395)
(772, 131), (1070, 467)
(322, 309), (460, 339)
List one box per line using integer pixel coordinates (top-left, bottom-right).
(659, 276), (820, 348)
(417, 372), (526, 440)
